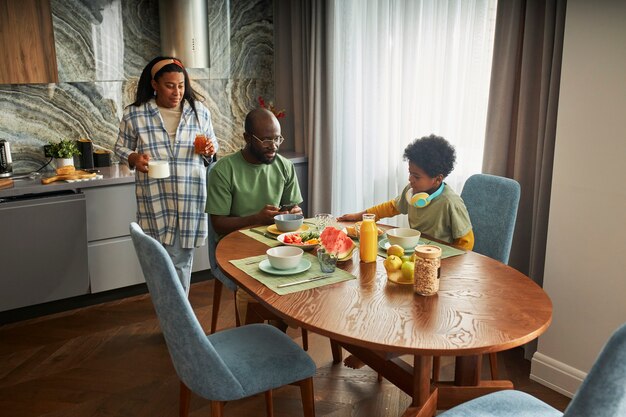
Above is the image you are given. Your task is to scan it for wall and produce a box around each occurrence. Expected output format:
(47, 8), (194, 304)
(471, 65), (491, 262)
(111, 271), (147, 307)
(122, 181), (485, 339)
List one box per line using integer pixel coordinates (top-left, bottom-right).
(530, 0), (626, 397)
(0, 0), (275, 173)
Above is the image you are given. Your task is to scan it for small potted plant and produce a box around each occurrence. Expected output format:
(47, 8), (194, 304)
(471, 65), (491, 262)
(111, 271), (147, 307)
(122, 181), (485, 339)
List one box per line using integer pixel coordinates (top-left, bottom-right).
(46, 139), (81, 168)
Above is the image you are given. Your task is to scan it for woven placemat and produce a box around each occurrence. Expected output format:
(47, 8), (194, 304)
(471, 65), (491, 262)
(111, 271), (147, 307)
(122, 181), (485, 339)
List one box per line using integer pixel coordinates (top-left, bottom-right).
(376, 238), (465, 259)
(230, 252), (356, 295)
(239, 227), (281, 247)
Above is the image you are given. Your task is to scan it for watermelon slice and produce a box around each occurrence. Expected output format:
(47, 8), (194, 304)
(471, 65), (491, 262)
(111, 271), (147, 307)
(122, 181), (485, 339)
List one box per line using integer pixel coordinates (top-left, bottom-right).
(320, 226), (356, 260)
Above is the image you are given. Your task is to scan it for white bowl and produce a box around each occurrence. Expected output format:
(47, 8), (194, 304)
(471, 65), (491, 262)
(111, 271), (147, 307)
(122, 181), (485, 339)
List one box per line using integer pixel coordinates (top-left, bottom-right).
(274, 213), (304, 232)
(266, 246), (304, 270)
(386, 228), (421, 249)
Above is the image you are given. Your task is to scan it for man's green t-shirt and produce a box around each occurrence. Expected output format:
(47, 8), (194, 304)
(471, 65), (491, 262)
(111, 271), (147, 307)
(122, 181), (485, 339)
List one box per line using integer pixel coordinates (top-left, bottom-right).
(206, 151), (303, 218)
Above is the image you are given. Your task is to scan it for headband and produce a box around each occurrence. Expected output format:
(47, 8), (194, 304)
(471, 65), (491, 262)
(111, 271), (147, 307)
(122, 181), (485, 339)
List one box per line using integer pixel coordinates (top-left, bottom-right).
(150, 59), (184, 79)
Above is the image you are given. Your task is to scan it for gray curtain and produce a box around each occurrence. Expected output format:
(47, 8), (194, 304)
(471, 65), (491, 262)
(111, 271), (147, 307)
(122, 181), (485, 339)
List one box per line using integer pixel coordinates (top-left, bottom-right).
(274, 0), (333, 215)
(483, 0), (566, 287)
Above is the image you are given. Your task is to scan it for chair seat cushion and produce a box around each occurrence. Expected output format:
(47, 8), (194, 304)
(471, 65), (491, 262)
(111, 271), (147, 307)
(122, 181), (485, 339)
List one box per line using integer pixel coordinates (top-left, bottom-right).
(438, 390), (563, 417)
(208, 323), (316, 396)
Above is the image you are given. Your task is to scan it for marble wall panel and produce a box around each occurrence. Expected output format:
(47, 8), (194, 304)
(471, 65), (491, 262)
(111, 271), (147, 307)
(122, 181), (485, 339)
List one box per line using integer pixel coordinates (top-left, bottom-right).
(52, 0), (160, 82)
(0, 0), (275, 174)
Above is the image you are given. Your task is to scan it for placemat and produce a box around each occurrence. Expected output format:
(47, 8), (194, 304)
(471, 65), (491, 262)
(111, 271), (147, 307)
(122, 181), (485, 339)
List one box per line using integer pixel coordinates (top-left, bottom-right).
(239, 227), (281, 247)
(230, 253), (356, 295)
(376, 238), (465, 259)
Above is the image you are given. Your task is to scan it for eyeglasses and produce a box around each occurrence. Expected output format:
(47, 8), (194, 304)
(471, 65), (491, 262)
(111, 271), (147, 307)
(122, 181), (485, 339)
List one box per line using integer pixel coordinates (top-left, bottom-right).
(250, 133), (284, 148)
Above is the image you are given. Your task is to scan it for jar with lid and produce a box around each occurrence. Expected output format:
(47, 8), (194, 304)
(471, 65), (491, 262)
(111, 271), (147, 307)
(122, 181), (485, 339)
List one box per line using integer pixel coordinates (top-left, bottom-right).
(413, 245), (442, 296)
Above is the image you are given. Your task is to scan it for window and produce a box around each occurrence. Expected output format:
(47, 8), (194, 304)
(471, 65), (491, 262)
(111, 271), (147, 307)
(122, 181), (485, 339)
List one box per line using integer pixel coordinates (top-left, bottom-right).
(329, 0), (497, 225)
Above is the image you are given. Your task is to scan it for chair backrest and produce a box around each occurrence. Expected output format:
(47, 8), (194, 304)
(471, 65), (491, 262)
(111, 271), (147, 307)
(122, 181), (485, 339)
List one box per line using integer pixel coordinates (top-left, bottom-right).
(206, 162), (238, 292)
(460, 174), (521, 264)
(564, 322), (626, 417)
(207, 214), (238, 292)
(129, 222), (245, 399)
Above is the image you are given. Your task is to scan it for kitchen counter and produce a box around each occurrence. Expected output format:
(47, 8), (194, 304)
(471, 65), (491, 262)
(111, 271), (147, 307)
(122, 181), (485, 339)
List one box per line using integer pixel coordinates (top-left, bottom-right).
(0, 164), (136, 199)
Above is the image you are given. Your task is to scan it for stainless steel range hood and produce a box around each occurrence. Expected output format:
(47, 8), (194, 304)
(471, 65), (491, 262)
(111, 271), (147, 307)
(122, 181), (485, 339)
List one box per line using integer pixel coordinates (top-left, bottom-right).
(158, 0), (210, 68)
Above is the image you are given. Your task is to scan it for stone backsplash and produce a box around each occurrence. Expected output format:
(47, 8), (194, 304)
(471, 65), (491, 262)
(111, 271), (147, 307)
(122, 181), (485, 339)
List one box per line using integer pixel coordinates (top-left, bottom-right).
(0, 0), (275, 173)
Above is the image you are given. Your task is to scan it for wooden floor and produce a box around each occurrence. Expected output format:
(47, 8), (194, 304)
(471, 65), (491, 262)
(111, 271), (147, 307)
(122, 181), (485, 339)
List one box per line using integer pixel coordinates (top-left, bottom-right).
(0, 278), (571, 417)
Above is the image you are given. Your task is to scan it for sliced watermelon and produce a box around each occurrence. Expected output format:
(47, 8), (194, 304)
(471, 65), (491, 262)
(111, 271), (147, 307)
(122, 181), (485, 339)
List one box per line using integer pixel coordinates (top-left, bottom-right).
(320, 227), (355, 260)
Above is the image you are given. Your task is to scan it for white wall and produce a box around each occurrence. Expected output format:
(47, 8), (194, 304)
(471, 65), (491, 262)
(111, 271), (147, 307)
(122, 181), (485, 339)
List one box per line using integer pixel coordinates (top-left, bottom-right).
(530, 0), (626, 397)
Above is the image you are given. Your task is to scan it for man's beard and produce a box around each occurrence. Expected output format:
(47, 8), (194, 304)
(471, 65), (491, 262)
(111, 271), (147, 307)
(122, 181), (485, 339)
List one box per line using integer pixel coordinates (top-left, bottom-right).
(249, 144), (275, 164)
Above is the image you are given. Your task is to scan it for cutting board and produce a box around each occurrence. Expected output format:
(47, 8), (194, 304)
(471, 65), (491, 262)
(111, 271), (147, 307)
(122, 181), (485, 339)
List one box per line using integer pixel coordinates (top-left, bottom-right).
(0, 178), (14, 189)
(41, 170), (97, 184)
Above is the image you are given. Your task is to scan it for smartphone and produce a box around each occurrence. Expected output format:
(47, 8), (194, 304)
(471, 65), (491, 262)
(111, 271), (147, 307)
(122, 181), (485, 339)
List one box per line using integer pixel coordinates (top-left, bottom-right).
(280, 204), (295, 212)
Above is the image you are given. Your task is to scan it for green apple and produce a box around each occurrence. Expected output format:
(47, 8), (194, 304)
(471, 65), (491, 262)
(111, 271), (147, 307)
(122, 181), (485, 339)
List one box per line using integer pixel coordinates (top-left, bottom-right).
(401, 255), (411, 263)
(401, 261), (415, 282)
(386, 244), (405, 257)
(384, 255), (403, 272)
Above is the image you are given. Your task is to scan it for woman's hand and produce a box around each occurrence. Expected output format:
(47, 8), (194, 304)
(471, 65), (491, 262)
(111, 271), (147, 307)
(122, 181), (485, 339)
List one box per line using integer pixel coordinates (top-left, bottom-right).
(202, 140), (215, 157)
(129, 153), (150, 173)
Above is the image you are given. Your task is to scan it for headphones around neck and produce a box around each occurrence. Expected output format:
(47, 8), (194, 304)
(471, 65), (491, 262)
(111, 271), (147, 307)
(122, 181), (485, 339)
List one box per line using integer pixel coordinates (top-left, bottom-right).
(405, 182), (445, 208)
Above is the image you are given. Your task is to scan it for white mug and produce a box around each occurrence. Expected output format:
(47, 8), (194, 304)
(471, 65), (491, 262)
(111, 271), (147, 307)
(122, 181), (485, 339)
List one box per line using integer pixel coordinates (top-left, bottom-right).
(148, 160), (170, 178)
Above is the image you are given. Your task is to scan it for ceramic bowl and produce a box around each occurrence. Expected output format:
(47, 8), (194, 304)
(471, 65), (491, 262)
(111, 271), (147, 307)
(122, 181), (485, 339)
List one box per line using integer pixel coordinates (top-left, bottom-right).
(386, 228), (421, 249)
(274, 213), (304, 232)
(266, 246), (304, 270)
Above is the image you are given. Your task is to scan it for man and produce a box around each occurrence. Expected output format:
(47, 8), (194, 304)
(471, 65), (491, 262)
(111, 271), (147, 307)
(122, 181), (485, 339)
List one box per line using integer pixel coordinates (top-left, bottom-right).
(206, 107), (303, 322)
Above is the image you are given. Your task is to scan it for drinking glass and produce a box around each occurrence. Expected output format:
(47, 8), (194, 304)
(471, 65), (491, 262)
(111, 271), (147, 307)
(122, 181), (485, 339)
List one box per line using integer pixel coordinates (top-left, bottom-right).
(317, 248), (338, 273)
(194, 134), (208, 154)
(315, 213), (335, 232)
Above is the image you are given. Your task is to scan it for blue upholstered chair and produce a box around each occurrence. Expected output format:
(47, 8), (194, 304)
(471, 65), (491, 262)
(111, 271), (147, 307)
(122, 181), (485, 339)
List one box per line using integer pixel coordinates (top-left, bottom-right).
(129, 222), (317, 417)
(457, 173), (521, 380)
(438, 322), (626, 417)
(207, 216), (240, 333)
(460, 173), (521, 265)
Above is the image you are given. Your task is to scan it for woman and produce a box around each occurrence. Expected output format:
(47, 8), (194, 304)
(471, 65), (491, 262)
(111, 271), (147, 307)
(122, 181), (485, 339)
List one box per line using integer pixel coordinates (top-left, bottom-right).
(115, 56), (218, 294)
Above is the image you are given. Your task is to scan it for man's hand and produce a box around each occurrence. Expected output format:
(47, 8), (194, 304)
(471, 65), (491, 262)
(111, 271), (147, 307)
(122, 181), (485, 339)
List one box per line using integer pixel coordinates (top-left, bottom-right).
(257, 204), (282, 224)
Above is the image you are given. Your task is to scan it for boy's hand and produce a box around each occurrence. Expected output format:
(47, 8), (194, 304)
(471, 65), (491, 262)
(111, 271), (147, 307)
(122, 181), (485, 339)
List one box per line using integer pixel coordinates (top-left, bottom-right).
(337, 212), (363, 222)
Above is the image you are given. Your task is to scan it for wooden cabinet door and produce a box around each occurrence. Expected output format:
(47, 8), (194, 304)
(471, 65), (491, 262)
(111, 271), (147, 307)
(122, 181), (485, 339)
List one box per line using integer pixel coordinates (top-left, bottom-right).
(0, 0), (58, 84)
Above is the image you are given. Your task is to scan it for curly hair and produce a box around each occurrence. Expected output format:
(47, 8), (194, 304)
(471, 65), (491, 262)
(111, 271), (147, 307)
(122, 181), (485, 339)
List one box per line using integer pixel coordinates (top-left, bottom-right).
(403, 134), (456, 177)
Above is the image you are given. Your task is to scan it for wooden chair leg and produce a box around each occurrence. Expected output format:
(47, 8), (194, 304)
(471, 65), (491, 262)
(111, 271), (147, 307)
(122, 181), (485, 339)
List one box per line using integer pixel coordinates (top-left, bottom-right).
(301, 328), (309, 351)
(210, 400), (225, 417)
(233, 292), (241, 327)
(330, 339), (343, 364)
(432, 356), (441, 381)
(297, 377), (316, 417)
(211, 279), (223, 334)
(264, 390), (274, 417)
(488, 352), (499, 379)
(179, 381), (191, 417)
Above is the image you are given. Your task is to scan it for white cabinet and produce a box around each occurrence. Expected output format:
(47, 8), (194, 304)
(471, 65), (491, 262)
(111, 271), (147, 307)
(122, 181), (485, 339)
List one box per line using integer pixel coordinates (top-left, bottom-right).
(83, 184), (145, 293)
(83, 183), (210, 293)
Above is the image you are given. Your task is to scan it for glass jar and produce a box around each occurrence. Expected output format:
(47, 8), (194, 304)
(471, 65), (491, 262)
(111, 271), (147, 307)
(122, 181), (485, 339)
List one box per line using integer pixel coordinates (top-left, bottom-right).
(413, 245), (442, 296)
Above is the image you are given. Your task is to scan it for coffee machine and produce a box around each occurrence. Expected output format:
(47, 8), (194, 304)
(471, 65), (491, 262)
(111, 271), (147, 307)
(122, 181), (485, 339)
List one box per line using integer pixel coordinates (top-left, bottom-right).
(0, 140), (12, 178)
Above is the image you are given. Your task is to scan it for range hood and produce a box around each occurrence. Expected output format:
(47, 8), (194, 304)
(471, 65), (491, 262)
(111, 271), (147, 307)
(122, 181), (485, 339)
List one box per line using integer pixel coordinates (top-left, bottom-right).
(158, 0), (210, 68)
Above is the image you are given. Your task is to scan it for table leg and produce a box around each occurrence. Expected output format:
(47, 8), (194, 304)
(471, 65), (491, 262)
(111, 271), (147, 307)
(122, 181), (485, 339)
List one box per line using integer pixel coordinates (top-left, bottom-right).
(436, 354), (513, 410)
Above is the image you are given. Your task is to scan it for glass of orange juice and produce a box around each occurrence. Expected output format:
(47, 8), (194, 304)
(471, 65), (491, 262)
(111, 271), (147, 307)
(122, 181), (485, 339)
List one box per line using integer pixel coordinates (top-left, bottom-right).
(194, 134), (208, 154)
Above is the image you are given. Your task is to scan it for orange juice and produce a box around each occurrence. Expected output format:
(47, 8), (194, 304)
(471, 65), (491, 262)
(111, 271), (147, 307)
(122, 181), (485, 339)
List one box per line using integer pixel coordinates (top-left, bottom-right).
(194, 134), (207, 154)
(359, 214), (378, 263)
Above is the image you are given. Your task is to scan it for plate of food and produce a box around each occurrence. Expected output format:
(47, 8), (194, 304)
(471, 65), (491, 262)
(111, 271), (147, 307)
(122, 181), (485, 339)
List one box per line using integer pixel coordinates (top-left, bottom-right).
(277, 230), (321, 250)
(267, 223), (310, 235)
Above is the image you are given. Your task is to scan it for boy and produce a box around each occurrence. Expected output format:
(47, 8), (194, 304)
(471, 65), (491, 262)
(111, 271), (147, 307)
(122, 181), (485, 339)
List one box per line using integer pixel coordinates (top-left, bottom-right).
(338, 134), (474, 250)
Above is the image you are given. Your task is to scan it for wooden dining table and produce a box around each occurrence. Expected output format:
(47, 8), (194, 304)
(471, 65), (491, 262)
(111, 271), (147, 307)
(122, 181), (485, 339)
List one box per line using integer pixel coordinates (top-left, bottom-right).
(215, 224), (552, 417)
